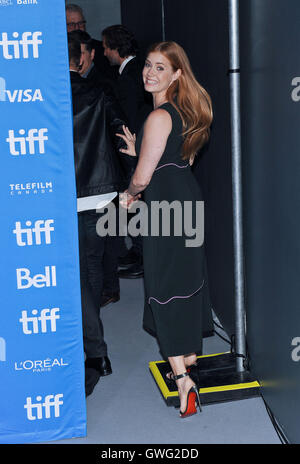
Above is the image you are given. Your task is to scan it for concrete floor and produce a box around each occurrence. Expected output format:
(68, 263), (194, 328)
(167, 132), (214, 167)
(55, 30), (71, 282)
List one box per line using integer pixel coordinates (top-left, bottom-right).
(50, 277), (281, 445)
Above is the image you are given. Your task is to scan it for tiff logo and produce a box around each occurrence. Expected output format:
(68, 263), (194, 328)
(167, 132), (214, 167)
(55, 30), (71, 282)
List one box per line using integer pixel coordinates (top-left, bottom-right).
(0, 31), (42, 60)
(24, 394), (64, 421)
(19, 307), (60, 334)
(16, 265), (57, 289)
(6, 128), (48, 155)
(0, 337), (6, 361)
(13, 219), (54, 246)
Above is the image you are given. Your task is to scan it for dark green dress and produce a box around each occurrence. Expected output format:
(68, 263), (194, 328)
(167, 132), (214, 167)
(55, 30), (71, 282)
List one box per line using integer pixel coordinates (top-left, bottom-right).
(137, 102), (212, 359)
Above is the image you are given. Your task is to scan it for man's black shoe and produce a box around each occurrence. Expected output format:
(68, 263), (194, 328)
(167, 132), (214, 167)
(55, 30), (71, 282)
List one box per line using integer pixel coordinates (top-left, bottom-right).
(118, 263), (144, 279)
(85, 356), (112, 377)
(85, 367), (101, 397)
(100, 292), (120, 308)
(118, 249), (140, 268)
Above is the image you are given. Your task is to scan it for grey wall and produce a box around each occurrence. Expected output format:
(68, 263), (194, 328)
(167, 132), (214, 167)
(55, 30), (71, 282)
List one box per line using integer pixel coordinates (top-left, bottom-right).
(121, 0), (236, 338)
(120, 0), (300, 444)
(163, 0), (235, 338)
(240, 0), (300, 444)
(66, 0), (121, 40)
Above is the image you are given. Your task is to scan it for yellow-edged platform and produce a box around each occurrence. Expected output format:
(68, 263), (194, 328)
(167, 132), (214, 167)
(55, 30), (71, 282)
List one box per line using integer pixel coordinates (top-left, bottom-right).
(149, 352), (260, 407)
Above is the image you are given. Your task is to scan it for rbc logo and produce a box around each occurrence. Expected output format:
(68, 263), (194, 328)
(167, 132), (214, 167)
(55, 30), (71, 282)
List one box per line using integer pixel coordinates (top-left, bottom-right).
(6, 128), (48, 155)
(0, 337), (6, 362)
(0, 31), (42, 60)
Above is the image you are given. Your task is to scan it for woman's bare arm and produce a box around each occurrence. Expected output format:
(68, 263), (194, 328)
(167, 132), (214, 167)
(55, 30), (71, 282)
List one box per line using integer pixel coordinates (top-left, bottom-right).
(127, 108), (172, 196)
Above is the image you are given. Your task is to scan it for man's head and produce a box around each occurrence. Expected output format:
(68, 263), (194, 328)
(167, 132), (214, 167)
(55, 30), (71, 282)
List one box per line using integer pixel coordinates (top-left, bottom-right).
(66, 4), (86, 33)
(102, 25), (138, 66)
(67, 32), (82, 71)
(68, 30), (95, 75)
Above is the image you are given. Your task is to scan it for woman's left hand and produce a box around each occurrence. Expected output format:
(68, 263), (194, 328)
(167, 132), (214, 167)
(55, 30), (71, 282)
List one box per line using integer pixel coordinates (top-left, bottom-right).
(116, 125), (137, 157)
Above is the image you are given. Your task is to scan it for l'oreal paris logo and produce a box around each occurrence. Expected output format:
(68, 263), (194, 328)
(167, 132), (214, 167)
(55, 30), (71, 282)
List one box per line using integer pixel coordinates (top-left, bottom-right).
(15, 358), (68, 373)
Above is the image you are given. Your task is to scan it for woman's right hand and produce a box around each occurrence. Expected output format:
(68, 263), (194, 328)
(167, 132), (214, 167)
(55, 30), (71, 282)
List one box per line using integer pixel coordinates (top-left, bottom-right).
(116, 125), (137, 157)
(119, 190), (141, 210)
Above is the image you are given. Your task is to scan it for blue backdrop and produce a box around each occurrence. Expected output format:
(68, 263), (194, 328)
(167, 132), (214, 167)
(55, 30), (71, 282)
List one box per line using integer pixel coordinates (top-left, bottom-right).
(0, 0), (86, 443)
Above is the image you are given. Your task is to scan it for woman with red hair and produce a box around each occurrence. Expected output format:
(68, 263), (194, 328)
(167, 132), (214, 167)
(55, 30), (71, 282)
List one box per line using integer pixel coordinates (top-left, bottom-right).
(118, 41), (213, 418)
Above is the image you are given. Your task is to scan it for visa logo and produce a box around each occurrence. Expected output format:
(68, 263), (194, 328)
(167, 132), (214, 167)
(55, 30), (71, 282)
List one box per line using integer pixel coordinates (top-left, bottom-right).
(0, 78), (44, 102)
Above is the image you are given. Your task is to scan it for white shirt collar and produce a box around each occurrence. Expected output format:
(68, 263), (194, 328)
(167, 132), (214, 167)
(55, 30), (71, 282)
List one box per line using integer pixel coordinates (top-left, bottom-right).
(119, 55), (135, 75)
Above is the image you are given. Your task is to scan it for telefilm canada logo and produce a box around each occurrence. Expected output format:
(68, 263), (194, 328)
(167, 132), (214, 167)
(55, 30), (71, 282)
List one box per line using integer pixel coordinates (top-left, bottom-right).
(9, 181), (53, 196)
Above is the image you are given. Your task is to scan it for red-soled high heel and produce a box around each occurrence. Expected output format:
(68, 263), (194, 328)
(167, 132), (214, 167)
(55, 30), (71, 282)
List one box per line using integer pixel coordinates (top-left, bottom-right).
(173, 372), (202, 418)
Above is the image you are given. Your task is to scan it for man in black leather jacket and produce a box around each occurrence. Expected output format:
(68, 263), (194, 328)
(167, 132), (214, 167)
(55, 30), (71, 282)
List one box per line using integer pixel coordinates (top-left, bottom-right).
(68, 33), (129, 396)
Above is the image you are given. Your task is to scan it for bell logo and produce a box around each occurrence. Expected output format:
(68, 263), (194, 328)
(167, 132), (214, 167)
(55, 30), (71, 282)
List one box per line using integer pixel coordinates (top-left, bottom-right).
(24, 394), (64, 421)
(0, 31), (42, 60)
(16, 266), (57, 289)
(0, 337), (6, 362)
(6, 128), (48, 155)
(19, 307), (60, 334)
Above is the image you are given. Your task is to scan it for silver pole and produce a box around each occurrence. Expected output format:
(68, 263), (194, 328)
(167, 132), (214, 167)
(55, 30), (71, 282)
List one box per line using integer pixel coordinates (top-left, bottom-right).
(228, 0), (247, 372)
(161, 0), (166, 41)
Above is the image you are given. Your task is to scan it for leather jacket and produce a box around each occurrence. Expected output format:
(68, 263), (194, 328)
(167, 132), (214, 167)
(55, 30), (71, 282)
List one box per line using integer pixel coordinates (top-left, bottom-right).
(70, 71), (135, 198)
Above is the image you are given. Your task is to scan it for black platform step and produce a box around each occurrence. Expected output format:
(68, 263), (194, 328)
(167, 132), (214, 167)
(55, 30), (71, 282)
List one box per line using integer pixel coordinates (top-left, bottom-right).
(149, 352), (260, 407)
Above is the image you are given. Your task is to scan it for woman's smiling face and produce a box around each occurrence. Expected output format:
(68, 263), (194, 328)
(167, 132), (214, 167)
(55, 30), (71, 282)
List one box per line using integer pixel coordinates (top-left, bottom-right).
(142, 51), (180, 98)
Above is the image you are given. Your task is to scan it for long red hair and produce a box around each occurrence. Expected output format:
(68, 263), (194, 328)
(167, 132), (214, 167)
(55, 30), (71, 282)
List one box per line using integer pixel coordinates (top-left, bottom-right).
(147, 41), (213, 163)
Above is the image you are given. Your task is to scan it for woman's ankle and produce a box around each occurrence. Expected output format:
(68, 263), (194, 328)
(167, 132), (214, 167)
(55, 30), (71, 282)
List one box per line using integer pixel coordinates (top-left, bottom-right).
(184, 353), (197, 367)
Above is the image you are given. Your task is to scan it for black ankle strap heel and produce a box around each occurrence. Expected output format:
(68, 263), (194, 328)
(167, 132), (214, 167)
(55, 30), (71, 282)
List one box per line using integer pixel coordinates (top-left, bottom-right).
(172, 371), (190, 381)
(172, 372), (202, 416)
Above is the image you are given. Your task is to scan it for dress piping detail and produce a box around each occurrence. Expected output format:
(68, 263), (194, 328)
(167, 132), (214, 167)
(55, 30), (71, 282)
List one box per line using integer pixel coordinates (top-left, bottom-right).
(148, 279), (205, 305)
(155, 163), (189, 172)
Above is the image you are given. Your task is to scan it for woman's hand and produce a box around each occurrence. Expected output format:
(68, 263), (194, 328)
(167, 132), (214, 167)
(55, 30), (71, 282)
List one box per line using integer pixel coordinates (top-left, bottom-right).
(116, 125), (137, 157)
(119, 190), (141, 210)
